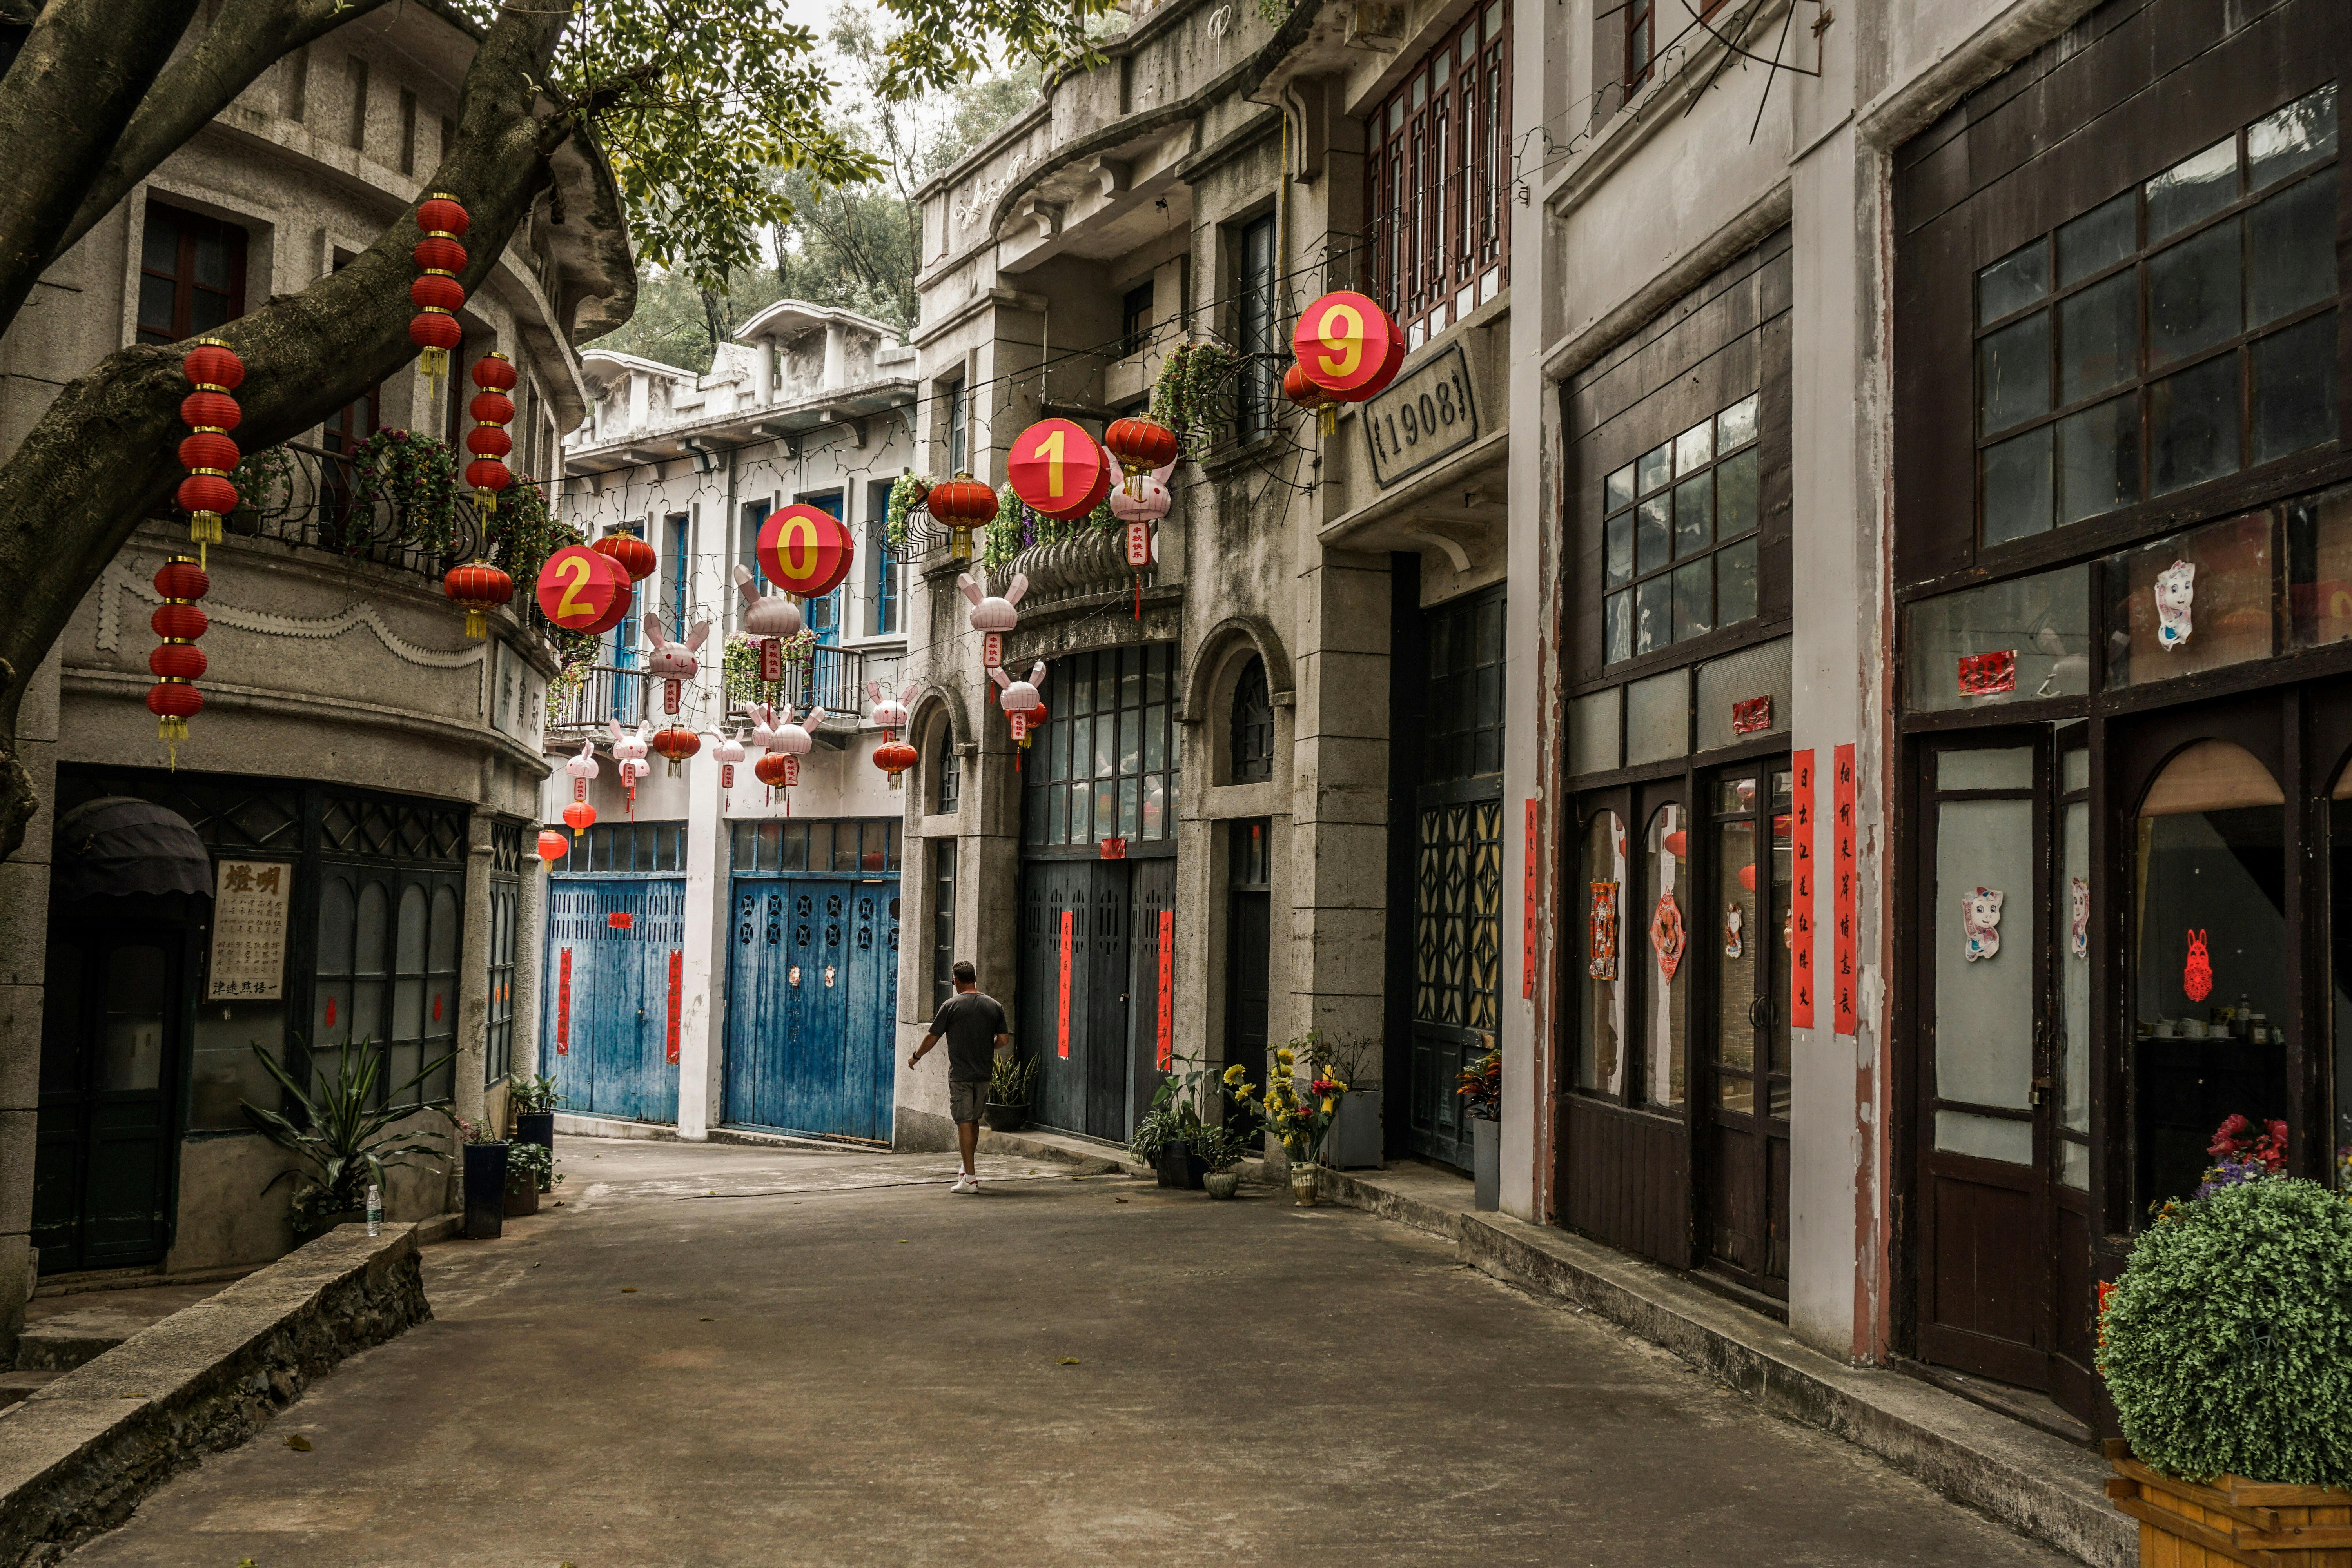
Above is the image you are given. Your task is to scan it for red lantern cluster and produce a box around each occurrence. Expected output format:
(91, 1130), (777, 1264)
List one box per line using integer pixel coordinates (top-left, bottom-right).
(147, 555), (209, 766)
(1105, 416), (1180, 478)
(873, 738), (918, 790)
(177, 339), (243, 561)
(922, 476), (998, 564)
(652, 726), (700, 779)
(409, 193), (469, 383)
(466, 352), (516, 515)
(443, 560), (513, 640)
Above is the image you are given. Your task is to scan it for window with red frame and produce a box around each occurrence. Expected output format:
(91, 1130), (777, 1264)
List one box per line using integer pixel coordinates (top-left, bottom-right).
(1626, 0), (1736, 91)
(136, 202), (247, 345)
(1365, 2), (1511, 350)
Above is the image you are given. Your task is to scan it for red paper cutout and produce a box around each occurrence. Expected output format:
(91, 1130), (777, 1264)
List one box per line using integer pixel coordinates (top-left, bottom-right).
(2183, 928), (2213, 1002)
(1650, 893), (1686, 981)
(607, 910), (633, 929)
(1588, 882), (1619, 980)
(1099, 836), (1127, 860)
(1731, 696), (1773, 735)
(1956, 650), (2017, 695)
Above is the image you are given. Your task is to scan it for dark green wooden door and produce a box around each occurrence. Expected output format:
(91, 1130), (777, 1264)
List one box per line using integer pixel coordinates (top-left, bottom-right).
(34, 926), (182, 1273)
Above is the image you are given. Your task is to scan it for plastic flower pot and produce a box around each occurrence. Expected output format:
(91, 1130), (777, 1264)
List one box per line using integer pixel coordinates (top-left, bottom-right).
(1155, 1140), (1206, 1189)
(515, 1111), (555, 1189)
(463, 1142), (509, 1239)
(983, 1101), (1028, 1132)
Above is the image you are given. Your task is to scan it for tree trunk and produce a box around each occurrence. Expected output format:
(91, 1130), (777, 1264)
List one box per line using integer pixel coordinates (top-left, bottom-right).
(0, 2), (573, 864)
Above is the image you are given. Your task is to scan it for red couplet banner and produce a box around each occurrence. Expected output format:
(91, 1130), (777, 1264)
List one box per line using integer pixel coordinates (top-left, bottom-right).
(1790, 751), (1815, 1029)
(666, 949), (683, 1064)
(1833, 744), (1858, 1036)
(556, 948), (572, 1055)
(1156, 909), (1174, 1070)
(1057, 910), (1073, 1059)
(1523, 799), (1539, 1000)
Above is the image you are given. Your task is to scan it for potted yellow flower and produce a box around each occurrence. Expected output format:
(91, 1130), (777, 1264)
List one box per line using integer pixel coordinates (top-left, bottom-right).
(1227, 1036), (1347, 1207)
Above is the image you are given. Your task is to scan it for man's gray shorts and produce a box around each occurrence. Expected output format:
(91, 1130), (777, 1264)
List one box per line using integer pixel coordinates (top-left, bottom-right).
(949, 1079), (989, 1126)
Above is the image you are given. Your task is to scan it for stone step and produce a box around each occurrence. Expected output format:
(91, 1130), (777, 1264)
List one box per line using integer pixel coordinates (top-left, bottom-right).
(13, 1319), (129, 1373)
(0, 1368), (64, 1411)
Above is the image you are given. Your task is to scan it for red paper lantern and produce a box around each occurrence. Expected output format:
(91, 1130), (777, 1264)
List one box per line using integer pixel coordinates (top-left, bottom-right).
(465, 353), (515, 514)
(177, 338), (242, 557)
(151, 603), (207, 640)
(147, 643), (205, 680)
(146, 682), (202, 722)
(147, 552), (208, 763)
(753, 752), (795, 788)
(563, 799), (597, 837)
(470, 352), (516, 391)
(1006, 419), (1113, 523)
(652, 726), (700, 778)
(410, 273), (465, 312)
(536, 829), (571, 866)
(591, 530), (658, 583)
(155, 558), (209, 601)
(1105, 416), (1180, 476)
(410, 193), (470, 381)
(409, 312), (461, 355)
(417, 193), (472, 237)
(466, 427), (512, 459)
(922, 476), (1002, 564)
(443, 560), (514, 639)
(470, 390), (515, 426)
(1292, 290), (1405, 401)
(756, 504), (855, 599)
(873, 738), (918, 790)
(535, 544), (632, 634)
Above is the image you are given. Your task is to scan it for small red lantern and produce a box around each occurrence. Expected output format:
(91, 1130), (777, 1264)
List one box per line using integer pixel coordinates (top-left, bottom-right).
(1007, 419), (1113, 523)
(443, 561), (512, 639)
(537, 829), (572, 866)
(756, 504), (856, 599)
(1292, 290), (1405, 401)
(1283, 361), (1339, 436)
(535, 544), (632, 635)
(652, 726), (700, 778)
(563, 799), (597, 837)
(1021, 700), (1046, 750)
(147, 553), (209, 765)
(410, 192), (470, 383)
(753, 752), (795, 789)
(922, 476), (1000, 564)
(591, 529), (658, 584)
(873, 738), (918, 791)
(1105, 416), (1181, 477)
(177, 339), (243, 560)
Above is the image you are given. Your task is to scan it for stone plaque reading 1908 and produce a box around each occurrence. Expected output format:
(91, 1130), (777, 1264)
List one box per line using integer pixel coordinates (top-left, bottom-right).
(1363, 341), (1480, 488)
(208, 859), (290, 1000)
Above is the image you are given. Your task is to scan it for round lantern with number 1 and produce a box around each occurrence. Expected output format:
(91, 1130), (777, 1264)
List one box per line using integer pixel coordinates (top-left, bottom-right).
(535, 544), (632, 635)
(1007, 418), (1113, 521)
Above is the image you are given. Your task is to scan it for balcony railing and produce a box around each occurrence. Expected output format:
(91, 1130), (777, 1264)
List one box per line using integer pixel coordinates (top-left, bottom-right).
(551, 645), (899, 739)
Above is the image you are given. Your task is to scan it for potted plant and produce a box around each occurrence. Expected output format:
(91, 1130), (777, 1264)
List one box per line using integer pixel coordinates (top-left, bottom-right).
(1131, 1069), (1209, 1189)
(985, 1053), (1036, 1132)
(2100, 1117), (2352, 1564)
(1193, 1123), (1248, 1200)
(450, 1116), (509, 1239)
(508, 1072), (561, 1189)
(1227, 1038), (1348, 1206)
(240, 1037), (455, 1238)
(1321, 1034), (1383, 1169)
(1457, 1045), (1501, 1212)
(503, 1139), (552, 1216)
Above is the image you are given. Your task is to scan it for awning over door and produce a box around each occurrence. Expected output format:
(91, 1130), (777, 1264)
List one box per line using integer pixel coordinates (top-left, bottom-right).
(53, 797), (211, 900)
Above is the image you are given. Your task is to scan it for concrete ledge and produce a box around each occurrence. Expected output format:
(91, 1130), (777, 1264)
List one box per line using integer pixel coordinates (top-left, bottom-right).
(0, 1223), (430, 1568)
(552, 1112), (678, 1141)
(1319, 1167), (2130, 1568)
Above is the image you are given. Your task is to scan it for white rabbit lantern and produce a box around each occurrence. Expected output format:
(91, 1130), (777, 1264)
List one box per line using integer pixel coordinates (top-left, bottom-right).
(561, 740), (599, 836)
(867, 678), (918, 740)
(608, 719), (652, 816)
(712, 728), (747, 791)
(991, 662), (1047, 751)
(766, 703), (823, 815)
(643, 615), (710, 715)
(733, 564), (803, 683)
(960, 571), (1027, 673)
(1106, 443), (1172, 617)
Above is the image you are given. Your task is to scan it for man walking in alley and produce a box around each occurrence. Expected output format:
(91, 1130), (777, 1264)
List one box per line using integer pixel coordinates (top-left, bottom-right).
(908, 960), (1011, 1194)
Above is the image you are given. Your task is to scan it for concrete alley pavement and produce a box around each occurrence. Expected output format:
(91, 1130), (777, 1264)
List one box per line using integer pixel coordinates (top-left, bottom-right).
(67, 1138), (2076, 1567)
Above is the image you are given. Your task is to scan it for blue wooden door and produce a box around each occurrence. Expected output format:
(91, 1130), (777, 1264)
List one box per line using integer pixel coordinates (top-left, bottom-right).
(543, 877), (683, 1123)
(724, 875), (898, 1140)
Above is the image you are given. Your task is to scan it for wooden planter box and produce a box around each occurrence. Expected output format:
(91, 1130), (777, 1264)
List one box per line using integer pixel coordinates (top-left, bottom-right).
(2107, 1439), (2352, 1566)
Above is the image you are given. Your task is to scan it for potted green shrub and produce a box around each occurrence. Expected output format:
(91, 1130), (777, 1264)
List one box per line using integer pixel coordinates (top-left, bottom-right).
(1194, 1123), (1248, 1200)
(1457, 1046), (1501, 1211)
(503, 1139), (552, 1216)
(2100, 1118), (2352, 1563)
(1133, 1053), (1230, 1188)
(508, 1072), (561, 1189)
(984, 1054), (1035, 1132)
(240, 1038), (455, 1238)
(450, 1116), (509, 1239)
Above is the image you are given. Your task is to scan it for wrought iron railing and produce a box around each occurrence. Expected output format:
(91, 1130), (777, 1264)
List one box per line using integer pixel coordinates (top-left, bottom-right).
(553, 646), (894, 740)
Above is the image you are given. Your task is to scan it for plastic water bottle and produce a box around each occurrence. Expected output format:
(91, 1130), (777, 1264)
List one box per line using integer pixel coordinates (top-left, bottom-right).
(365, 1184), (383, 1238)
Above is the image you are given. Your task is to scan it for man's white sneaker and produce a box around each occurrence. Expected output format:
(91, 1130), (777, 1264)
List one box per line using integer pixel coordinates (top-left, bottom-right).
(949, 1175), (976, 1194)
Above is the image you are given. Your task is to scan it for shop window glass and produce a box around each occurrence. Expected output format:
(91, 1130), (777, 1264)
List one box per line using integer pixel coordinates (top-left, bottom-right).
(1023, 645), (1181, 845)
(1602, 392), (1759, 666)
(1624, 667), (1688, 766)
(1642, 805), (1688, 1108)
(2134, 741), (2288, 1210)
(2288, 484), (2352, 648)
(1577, 811), (1626, 1096)
(1932, 753), (2036, 1164)
(1693, 635), (1790, 752)
(1569, 687), (1620, 776)
(2104, 512), (2273, 687)
(1904, 564), (2091, 711)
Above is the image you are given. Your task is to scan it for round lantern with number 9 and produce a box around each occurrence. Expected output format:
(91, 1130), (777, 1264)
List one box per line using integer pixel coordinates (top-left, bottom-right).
(1292, 290), (1405, 401)
(535, 544), (632, 635)
(757, 504), (855, 598)
(1007, 418), (1113, 521)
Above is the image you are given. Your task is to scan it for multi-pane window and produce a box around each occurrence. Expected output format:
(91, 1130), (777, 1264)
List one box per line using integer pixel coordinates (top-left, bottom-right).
(934, 720), (960, 813)
(486, 822), (520, 1085)
(931, 840), (958, 1010)
(1602, 392), (1762, 665)
(728, 818), (902, 874)
(1367, 2), (1511, 350)
(868, 480), (900, 635)
(1624, 0), (1732, 91)
(945, 379), (969, 474)
(1230, 655), (1274, 782)
(1426, 585), (1506, 782)
(546, 820), (687, 874)
(1236, 215), (1278, 442)
(137, 202), (247, 345)
(1976, 84), (2339, 549)
(1023, 644), (1182, 848)
(312, 871), (460, 1109)
(1122, 281), (1154, 358)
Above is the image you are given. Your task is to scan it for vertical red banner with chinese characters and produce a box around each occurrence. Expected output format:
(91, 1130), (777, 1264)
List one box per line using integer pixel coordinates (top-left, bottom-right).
(555, 949), (572, 1055)
(1790, 751), (1815, 1028)
(665, 949), (683, 1064)
(1156, 909), (1174, 1070)
(1833, 743), (1858, 1036)
(1523, 798), (1539, 999)
(1057, 910), (1073, 1059)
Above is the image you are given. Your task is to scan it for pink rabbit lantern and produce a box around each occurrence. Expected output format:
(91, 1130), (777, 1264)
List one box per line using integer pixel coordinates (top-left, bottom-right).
(608, 719), (651, 816)
(734, 564), (804, 683)
(766, 702), (823, 815)
(712, 728), (747, 791)
(867, 678), (919, 740)
(643, 614), (710, 715)
(960, 571), (1026, 673)
(1106, 442), (1172, 617)
(991, 662), (1047, 749)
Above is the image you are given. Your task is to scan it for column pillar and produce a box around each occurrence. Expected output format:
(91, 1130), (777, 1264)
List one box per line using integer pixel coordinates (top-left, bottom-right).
(0, 648), (62, 1354)
(676, 747), (728, 1140)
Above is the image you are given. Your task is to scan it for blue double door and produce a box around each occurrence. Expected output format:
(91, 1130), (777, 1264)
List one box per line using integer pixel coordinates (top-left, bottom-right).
(543, 877), (684, 1123)
(724, 876), (899, 1140)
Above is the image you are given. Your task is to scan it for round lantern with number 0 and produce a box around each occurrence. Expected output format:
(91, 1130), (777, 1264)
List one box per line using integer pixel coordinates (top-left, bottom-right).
(757, 504), (855, 599)
(1007, 419), (1113, 521)
(535, 545), (632, 635)
(1292, 290), (1405, 401)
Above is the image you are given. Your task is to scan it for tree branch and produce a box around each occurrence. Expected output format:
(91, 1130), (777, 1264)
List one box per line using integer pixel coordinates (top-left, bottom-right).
(0, 0), (198, 342)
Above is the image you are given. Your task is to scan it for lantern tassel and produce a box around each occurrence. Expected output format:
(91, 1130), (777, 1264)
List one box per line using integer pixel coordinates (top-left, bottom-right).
(476, 488), (496, 518)
(1319, 404), (1337, 438)
(464, 607), (488, 639)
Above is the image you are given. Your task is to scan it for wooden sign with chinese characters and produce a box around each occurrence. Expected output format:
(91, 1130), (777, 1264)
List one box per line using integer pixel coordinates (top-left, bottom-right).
(666, 949), (683, 1064)
(207, 859), (290, 1000)
(1833, 743), (1857, 1036)
(556, 948), (573, 1055)
(1789, 751), (1815, 1029)
(1523, 799), (1539, 999)
(1156, 910), (1174, 1070)
(1056, 910), (1073, 1059)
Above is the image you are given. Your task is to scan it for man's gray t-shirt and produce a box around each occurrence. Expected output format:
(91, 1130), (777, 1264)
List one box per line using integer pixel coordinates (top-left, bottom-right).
(931, 991), (1009, 1082)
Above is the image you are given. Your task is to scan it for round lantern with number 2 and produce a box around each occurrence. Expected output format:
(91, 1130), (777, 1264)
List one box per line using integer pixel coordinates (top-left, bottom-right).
(535, 544), (632, 635)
